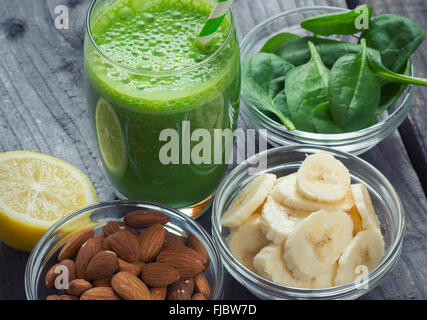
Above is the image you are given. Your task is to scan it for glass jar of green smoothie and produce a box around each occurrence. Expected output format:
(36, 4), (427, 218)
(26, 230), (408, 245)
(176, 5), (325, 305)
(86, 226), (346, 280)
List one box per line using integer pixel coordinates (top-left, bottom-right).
(84, 0), (241, 217)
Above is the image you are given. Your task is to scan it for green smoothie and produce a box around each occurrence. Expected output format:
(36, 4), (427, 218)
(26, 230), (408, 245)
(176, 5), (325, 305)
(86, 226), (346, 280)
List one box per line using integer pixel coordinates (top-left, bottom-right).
(84, 0), (240, 209)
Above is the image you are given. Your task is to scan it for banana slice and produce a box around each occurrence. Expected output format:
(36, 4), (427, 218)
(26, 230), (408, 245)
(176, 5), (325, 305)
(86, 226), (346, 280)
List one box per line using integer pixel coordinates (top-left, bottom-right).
(227, 214), (271, 272)
(351, 184), (380, 230)
(284, 209), (354, 280)
(335, 227), (385, 286)
(221, 174), (277, 228)
(312, 263), (338, 289)
(260, 196), (311, 245)
(297, 153), (351, 202)
(271, 174), (355, 212)
(253, 245), (339, 288)
(253, 244), (314, 288)
(270, 177), (312, 216)
(348, 206), (364, 235)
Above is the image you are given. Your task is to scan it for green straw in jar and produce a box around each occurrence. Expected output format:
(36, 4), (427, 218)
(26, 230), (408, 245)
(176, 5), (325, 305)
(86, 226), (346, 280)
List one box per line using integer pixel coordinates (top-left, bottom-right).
(196, 0), (234, 46)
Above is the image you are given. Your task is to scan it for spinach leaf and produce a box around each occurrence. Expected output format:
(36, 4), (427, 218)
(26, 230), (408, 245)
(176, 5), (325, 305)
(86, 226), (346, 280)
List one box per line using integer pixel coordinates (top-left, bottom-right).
(317, 41), (366, 68)
(298, 40), (427, 86)
(285, 42), (330, 132)
(366, 118), (378, 127)
(275, 35), (425, 87)
(301, 5), (373, 36)
(363, 14), (425, 72)
(277, 37), (337, 66)
(278, 38), (368, 68)
(377, 60), (411, 113)
(261, 32), (300, 54)
(312, 102), (344, 134)
(290, 37), (427, 87)
(271, 90), (292, 119)
(304, 41), (427, 86)
(276, 37), (312, 66)
(242, 53), (295, 130)
(256, 90), (292, 124)
(367, 48), (427, 86)
(329, 39), (381, 131)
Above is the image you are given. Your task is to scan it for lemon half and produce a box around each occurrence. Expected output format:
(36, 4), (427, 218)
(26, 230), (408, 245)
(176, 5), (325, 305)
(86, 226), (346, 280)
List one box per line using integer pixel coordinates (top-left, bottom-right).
(0, 151), (98, 251)
(95, 98), (127, 177)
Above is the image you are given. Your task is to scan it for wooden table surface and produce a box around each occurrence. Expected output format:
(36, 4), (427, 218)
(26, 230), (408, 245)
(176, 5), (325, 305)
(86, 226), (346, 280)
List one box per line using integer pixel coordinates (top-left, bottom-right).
(0, 0), (425, 300)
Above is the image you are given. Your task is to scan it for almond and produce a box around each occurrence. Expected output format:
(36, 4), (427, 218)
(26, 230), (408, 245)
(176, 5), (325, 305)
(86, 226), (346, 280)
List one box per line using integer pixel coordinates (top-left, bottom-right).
(57, 295), (79, 300)
(102, 221), (135, 236)
(86, 250), (119, 280)
(137, 224), (166, 262)
(61, 259), (77, 282)
(163, 232), (186, 248)
(46, 295), (60, 300)
(65, 279), (93, 297)
(103, 236), (113, 250)
(192, 293), (207, 300)
(167, 281), (191, 300)
(118, 258), (144, 276)
(80, 287), (120, 300)
(181, 278), (194, 296)
(150, 287), (167, 300)
(94, 233), (105, 248)
(187, 234), (210, 269)
(92, 277), (112, 287)
(106, 230), (140, 262)
(141, 262), (180, 287)
(111, 272), (150, 300)
(76, 238), (102, 279)
(156, 245), (205, 278)
(45, 259), (77, 289)
(45, 264), (60, 289)
(124, 210), (170, 228)
(58, 228), (94, 261)
(194, 273), (210, 298)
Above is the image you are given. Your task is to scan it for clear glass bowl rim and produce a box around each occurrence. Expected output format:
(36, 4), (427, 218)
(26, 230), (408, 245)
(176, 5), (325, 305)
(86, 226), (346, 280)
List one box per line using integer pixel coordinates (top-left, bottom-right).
(25, 199), (224, 300)
(85, 0), (236, 76)
(211, 145), (405, 299)
(239, 5), (414, 142)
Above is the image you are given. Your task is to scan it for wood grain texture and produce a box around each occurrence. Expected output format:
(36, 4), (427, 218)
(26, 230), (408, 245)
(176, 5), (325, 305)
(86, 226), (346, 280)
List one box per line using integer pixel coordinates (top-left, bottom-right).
(0, 0), (425, 300)
(359, 133), (427, 300)
(363, 0), (427, 200)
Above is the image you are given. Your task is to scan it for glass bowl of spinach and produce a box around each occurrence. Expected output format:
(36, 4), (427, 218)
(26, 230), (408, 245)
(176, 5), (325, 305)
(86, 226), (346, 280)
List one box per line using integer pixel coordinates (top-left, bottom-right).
(240, 6), (425, 155)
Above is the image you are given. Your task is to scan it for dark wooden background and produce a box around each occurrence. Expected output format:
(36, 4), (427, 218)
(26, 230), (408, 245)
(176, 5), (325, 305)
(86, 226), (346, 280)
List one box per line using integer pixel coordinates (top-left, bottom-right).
(0, 0), (425, 299)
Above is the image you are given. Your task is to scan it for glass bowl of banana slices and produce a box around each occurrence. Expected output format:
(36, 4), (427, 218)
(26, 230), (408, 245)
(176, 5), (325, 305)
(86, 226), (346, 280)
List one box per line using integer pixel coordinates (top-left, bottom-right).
(212, 145), (404, 300)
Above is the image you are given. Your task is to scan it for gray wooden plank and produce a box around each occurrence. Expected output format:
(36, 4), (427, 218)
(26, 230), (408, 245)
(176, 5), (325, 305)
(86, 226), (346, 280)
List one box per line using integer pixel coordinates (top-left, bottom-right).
(359, 133), (427, 299)
(363, 0), (427, 204)
(232, 0), (257, 38)
(0, 244), (27, 300)
(259, 0), (283, 18)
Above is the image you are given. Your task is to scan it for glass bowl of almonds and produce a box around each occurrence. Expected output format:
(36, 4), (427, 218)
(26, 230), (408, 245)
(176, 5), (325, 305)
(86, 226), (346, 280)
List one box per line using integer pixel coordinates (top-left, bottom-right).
(25, 200), (223, 300)
(212, 145), (404, 300)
